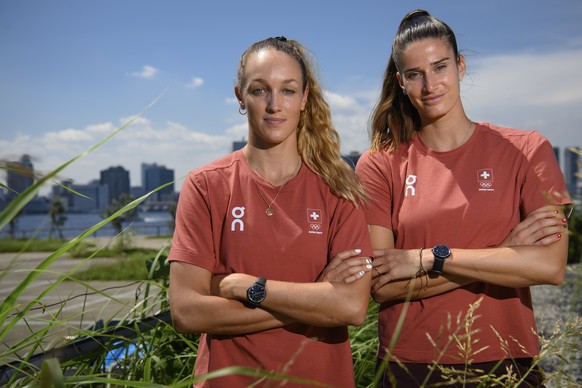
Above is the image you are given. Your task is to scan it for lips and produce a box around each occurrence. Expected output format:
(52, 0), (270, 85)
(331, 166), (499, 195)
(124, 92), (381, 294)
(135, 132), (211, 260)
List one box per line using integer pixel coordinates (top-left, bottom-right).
(264, 117), (286, 125)
(421, 94), (444, 105)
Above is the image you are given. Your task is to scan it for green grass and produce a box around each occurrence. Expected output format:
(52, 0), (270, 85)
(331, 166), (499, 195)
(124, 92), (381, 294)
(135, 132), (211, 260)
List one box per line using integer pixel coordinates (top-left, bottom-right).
(0, 238), (95, 253)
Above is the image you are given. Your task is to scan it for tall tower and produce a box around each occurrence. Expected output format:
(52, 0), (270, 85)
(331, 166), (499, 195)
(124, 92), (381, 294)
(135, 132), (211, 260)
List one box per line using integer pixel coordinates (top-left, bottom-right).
(142, 163), (175, 200)
(564, 147), (580, 196)
(6, 154), (35, 198)
(100, 166), (130, 205)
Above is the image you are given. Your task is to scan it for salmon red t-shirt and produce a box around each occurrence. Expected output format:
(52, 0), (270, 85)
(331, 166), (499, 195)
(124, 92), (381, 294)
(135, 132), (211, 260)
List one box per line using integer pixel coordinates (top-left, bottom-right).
(169, 150), (372, 387)
(356, 122), (571, 364)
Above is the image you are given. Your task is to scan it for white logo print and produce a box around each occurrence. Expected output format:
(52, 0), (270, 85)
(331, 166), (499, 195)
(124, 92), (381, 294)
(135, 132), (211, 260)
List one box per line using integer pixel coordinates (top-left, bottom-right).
(307, 208), (323, 235)
(230, 206), (245, 232)
(405, 175), (417, 197)
(477, 169), (494, 192)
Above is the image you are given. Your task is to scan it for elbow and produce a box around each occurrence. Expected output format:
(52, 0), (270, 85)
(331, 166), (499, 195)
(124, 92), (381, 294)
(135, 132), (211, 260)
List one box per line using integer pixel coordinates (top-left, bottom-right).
(170, 305), (200, 334)
(341, 298), (369, 326)
(545, 267), (565, 286)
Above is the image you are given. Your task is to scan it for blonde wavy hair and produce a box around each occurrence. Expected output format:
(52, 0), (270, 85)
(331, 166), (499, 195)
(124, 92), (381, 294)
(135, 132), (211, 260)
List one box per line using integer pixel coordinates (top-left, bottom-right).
(237, 37), (367, 205)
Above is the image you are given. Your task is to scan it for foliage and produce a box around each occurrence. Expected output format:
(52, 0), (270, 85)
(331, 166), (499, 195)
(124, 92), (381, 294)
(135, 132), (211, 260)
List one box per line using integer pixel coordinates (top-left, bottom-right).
(568, 208), (582, 264)
(48, 196), (67, 239)
(101, 193), (138, 237)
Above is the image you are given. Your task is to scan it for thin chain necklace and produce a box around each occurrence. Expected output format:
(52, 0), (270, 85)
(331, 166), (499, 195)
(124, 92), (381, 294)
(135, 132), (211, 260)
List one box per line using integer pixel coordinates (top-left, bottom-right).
(244, 149), (302, 216)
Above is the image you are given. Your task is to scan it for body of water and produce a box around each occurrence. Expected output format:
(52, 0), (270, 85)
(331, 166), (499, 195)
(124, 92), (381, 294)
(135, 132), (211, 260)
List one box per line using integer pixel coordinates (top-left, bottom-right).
(2, 211), (174, 239)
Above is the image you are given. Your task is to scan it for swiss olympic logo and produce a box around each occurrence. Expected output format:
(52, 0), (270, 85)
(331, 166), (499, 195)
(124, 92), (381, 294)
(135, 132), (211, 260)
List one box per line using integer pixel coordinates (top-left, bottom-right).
(478, 169), (494, 192)
(307, 208), (323, 235)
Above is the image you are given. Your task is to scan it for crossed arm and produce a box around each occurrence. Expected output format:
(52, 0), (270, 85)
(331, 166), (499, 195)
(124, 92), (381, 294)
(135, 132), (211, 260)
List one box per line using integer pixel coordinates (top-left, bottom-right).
(370, 205), (569, 303)
(169, 249), (373, 335)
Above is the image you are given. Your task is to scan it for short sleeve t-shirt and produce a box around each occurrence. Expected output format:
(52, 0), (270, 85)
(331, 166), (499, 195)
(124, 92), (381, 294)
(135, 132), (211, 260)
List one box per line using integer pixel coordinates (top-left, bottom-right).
(356, 122), (570, 364)
(169, 150), (372, 387)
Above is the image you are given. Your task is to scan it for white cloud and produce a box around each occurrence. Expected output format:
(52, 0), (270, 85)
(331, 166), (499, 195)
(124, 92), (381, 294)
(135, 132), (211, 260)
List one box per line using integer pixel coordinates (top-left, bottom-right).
(187, 77), (204, 89)
(461, 48), (582, 148)
(130, 65), (159, 79)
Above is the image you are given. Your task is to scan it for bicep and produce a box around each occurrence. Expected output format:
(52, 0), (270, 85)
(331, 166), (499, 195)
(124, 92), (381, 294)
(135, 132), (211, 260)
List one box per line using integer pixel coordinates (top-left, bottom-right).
(368, 225), (394, 249)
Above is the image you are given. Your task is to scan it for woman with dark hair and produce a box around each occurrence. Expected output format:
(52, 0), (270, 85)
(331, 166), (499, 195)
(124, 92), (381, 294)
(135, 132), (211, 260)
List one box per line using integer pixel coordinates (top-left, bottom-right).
(168, 37), (372, 387)
(356, 9), (571, 387)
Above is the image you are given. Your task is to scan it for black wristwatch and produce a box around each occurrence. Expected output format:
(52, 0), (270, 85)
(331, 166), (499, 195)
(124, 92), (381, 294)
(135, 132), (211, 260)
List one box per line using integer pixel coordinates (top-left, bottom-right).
(431, 244), (451, 275)
(246, 277), (267, 307)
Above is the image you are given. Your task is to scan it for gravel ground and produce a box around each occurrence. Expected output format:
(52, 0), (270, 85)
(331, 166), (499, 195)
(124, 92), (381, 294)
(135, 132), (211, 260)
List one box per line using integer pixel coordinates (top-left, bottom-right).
(531, 264), (581, 386)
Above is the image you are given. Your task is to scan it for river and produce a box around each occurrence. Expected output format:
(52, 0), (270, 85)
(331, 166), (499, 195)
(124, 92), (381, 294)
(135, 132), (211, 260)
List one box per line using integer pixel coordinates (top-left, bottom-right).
(2, 211), (173, 239)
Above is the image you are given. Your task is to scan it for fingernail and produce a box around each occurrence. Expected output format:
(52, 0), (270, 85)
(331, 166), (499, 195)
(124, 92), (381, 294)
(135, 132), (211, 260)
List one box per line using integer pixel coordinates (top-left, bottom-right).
(556, 234), (561, 239)
(366, 258), (372, 264)
(354, 248), (362, 254)
(562, 218), (567, 223)
(554, 210), (559, 214)
(366, 264), (373, 269)
(358, 270), (365, 277)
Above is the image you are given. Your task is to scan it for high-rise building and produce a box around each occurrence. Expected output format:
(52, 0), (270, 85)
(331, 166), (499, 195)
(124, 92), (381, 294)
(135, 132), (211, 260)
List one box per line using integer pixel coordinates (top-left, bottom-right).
(553, 146), (560, 168)
(142, 163), (175, 200)
(232, 138), (247, 152)
(564, 147), (580, 196)
(6, 154), (35, 198)
(70, 181), (109, 213)
(100, 166), (130, 205)
(342, 151), (362, 170)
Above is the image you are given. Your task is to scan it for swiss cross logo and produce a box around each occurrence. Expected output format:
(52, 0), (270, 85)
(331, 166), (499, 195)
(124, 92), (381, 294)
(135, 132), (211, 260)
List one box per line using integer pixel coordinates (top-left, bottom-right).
(477, 169), (494, 192)
(307, 209), (322, 224)
(307, 208), (323, 235)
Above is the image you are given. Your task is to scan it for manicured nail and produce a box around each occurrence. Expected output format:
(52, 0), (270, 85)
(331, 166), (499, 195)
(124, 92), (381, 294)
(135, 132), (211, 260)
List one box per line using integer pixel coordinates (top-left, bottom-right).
(554, 210), (559, 214)
(354, 248), (362, 254)
(366, 264), (373, 269)
(562, 218), (567, 223)
(556, 234), (561, 239)
(366, 258), (372, 264)
(358, 271), (365, 277)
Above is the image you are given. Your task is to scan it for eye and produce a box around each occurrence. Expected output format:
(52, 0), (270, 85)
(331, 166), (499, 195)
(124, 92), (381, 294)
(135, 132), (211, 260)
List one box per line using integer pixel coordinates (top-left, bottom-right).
(251, 88), (267, 96)
(406, 72), (421, 80)
(282, 88), (296, 95)
(435, 64), (447, 72)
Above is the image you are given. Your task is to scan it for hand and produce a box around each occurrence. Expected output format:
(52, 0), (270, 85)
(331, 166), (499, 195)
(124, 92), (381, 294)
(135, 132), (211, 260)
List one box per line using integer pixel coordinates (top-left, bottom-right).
(499, 208), (567, 247)
(211, 273), (253, 300)
(317, 248), (372, 283)
(371, 249), (418, 292)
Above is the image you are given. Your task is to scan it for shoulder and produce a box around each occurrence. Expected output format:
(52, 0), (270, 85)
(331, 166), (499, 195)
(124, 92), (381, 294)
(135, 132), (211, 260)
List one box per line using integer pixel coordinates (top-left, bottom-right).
(183, 151), (244, 191)
(477, 122), (549, 145)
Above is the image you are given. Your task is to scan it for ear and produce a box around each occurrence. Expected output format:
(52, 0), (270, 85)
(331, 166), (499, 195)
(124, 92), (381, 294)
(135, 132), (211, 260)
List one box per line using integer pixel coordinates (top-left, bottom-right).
(457, 55), (466, 80)
(234, 86), (243, 105)
(300, 85), (309, 111)
(396, 72), (405, 92)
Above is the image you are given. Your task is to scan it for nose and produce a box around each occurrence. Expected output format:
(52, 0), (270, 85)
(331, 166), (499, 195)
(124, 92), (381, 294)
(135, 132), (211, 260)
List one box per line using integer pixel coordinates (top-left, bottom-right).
(423, 74), (437, 94)
(267, 91), (281, 112)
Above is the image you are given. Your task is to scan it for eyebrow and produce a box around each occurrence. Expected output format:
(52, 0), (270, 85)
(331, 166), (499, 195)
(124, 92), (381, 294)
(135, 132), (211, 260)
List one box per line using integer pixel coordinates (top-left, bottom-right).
(402, 57), (451, 73)
(249, 78), (301, 86)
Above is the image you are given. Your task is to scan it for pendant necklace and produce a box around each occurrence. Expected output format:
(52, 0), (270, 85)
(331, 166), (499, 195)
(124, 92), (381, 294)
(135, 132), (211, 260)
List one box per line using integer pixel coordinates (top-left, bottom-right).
(246, 153), (302, 217)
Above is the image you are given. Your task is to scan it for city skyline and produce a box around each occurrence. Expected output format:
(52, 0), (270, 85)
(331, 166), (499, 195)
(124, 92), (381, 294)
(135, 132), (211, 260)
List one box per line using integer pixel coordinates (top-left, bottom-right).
(1, 1), (581, 197)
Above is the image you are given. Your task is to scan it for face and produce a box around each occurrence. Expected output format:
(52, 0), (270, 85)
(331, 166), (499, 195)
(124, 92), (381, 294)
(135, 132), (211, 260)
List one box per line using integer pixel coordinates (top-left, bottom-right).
(396, 37), (465, 124)
(235, 48), (309, 149)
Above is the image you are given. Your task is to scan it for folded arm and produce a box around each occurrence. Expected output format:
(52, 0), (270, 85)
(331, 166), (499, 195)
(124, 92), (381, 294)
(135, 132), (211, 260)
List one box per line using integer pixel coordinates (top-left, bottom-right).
(371, 205), (568, 303)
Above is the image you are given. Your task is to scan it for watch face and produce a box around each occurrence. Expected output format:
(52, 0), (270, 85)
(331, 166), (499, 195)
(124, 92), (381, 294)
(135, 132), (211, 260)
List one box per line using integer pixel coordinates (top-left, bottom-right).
(248, 284), (266, 303)
(433, 244), (451, 259)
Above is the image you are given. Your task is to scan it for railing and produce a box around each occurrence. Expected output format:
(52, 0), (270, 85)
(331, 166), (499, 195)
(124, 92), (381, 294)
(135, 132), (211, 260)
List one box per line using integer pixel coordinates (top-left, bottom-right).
(0, 311), (172, 385)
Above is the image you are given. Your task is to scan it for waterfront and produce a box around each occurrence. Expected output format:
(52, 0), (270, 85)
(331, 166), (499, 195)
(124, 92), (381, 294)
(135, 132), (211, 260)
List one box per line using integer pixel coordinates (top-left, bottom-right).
(1, 211), (174, 239)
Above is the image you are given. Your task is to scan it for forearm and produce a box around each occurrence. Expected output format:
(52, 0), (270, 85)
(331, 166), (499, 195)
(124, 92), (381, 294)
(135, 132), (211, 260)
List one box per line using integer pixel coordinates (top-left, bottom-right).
(436, 242), (567, 287)
(220, 274), (371, 327)
(170, 292), (293, 335)
(372, 274), (471, 303)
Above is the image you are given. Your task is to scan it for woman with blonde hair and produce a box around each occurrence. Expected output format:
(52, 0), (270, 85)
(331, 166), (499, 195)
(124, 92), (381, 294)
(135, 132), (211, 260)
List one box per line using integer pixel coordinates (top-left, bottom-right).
(169, 36), (372, 387)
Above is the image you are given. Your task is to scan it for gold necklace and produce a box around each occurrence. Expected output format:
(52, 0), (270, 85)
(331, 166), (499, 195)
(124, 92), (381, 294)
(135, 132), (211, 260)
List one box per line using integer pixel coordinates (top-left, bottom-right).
(245, 150), (302, 216)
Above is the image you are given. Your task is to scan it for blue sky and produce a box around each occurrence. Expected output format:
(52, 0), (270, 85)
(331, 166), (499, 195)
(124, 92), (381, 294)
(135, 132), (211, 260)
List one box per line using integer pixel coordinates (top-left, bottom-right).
(1, 0), (581, 194)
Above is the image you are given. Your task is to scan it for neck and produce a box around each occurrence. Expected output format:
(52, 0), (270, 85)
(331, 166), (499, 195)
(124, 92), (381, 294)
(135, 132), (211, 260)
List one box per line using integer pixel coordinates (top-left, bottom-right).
(419, 114), (474, 152)
(243, 145), (302, 186)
